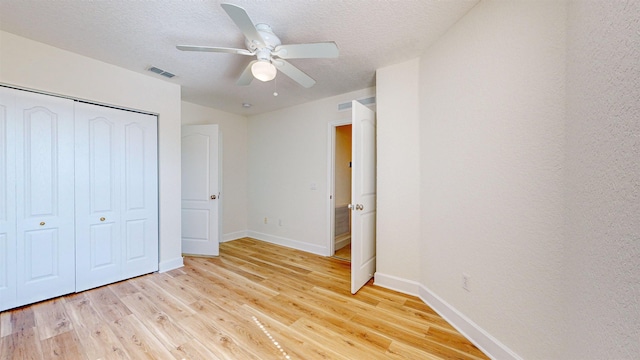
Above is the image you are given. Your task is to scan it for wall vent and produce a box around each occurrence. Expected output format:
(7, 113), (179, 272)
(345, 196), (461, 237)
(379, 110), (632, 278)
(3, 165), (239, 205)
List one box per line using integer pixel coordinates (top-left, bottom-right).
(337, 96), (376, 111)
(147, 66), (175, 78)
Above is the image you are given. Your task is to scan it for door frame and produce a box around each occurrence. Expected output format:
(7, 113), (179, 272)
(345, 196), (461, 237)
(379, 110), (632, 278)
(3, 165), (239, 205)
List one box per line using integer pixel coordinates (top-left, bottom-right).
(326, 119), (352, 256)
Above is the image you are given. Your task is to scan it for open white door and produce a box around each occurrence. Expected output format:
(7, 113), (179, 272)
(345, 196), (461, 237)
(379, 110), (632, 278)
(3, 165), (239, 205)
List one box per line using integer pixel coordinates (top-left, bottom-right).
(181, 125), (220, 256)
(350, 101), (376, 294)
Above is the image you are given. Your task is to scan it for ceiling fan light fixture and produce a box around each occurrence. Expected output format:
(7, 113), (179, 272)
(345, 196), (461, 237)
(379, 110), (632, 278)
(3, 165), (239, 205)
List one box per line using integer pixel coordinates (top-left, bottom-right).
(251, 60), (277, 82)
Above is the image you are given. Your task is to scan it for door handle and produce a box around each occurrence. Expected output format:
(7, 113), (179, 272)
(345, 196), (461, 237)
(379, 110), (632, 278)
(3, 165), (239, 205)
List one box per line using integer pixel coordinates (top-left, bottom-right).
(348, 204), (364, 211)
(210, 195), (217, 200)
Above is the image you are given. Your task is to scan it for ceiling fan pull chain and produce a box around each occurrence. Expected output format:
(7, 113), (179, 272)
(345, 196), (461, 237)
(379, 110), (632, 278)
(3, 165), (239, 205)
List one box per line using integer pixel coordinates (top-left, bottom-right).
(273, 76), (278, 97)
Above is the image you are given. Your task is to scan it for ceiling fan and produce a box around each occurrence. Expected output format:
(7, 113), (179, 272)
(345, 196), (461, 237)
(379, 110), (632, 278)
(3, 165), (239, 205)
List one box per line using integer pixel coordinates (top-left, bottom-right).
(177, 3), (339, 88)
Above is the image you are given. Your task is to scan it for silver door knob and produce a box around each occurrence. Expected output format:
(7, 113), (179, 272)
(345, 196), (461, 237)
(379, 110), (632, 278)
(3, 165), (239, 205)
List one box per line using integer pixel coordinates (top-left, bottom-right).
(210, 195), (217, 200)
(347, 204), (354, 210)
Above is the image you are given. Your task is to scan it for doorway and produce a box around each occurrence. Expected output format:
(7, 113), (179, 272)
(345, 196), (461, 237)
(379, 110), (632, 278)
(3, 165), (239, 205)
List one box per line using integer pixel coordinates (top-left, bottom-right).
(329, 122), (352, 261)
(327, 101), (376, 294)
(334, 124), (352, 260)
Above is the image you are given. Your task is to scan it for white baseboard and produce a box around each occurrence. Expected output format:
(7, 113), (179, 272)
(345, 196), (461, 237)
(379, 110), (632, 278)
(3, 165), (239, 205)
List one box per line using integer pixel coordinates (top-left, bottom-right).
(418, 284), (521, 360)
(158, 256), (184, 273)
(374, 272), (420, 297)
(222, 230), (248, 242)
(335, 235), (351, 250)
(247, 231), (328, 256)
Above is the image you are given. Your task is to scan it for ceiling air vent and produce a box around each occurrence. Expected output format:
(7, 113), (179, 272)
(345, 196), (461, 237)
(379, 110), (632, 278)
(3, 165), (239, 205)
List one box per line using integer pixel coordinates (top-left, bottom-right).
(337, 96), (376, 111)
(147, 66), (175, 79)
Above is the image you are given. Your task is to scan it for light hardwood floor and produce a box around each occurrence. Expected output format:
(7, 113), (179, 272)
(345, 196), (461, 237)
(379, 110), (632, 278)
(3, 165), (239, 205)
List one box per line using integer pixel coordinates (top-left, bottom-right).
(333, 243), (351, 261)
(0, 238), (488, 359)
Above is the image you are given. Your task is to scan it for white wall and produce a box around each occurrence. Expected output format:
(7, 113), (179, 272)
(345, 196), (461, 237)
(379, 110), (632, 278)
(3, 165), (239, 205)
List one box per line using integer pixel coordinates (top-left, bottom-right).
(181, 101), (249, 241)
(375, 59), (421, 293)
(354, 1), (640, 358)
(565, 0), (640, 358)
(0, 30), (183, 271)
(418, 1), (566, 358)
(247, 88), (375, 255)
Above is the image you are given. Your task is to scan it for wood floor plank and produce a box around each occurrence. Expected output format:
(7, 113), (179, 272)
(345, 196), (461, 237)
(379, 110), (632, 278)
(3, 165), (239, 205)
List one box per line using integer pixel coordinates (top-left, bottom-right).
(63, 294), (131, 360)
(195, 255), (267, 284)
(108, 279), (140, 298)
(170, 338), (224, 360)
(108, 314), (176, 359)
(375, 298), (458, 331)
(189, 298), (286, 359)
(85, 286), (132, 323)
(31, 298), (73, 341)
(427, 326), (490, 359)
(0, 327), (43, 360)
(189, 257), (278, 299)
(119, 292), (192, 351)
(352, 309), (430, 339)
(78, 322), (130, 360)
(0, 310), (12, 337)
(128, 276), (196, 321)
(273, 292), (393, 353)
(386, 340), (444, 360)
(291, 317), (389, 360)
(351, 312), (469, 359)
(9, 306), (36, 334)
(40, 330), (86, 360)
(404, 297), (442, 316)
(0, 237), (488, 360)
(177, 311), (259, 360)
(241, 304), (352, 360)
(145, 272), (200, 305)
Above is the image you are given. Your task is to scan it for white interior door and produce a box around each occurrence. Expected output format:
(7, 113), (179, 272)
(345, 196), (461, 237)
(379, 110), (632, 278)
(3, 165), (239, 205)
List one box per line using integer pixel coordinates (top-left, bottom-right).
(75, 103), (159, 292)
(74, 103), (122, 291)
(120, 110), (159, 279)
(0, 88), (17, 311)
(181, 125), (220, 256)
(350, 101), (376, 294)
(15, 91), (76, 304)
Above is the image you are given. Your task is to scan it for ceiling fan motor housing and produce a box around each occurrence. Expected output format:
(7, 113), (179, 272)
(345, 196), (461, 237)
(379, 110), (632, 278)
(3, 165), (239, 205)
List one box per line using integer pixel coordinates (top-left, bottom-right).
(245, 23), (281, 51)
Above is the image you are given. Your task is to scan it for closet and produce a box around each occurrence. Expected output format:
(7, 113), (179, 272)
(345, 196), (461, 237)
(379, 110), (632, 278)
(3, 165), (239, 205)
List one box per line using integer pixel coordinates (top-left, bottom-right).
(0, 86), (158, 312)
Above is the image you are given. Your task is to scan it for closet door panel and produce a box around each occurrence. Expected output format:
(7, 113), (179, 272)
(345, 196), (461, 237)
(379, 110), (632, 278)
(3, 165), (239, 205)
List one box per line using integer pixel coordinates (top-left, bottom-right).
(15, 91), (75, 304)
(121, 114), (158, 277)
(75, 103), (157, 290)
(0, 88), (17, 311)
(75, 105), (122, 291)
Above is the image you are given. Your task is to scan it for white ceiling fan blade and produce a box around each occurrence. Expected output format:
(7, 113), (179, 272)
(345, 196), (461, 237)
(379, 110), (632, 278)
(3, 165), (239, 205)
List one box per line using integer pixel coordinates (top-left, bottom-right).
(237, 60), (256, 86)
(220, 3), (265, 47)
(176, 45), (253, 56)
(275, 59), (316, 88)
(274, 42), (339, 59)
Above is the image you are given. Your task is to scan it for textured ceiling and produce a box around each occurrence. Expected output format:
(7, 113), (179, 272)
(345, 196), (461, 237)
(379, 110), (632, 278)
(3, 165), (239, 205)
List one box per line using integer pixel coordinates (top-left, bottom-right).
(0, 0), (478, 115)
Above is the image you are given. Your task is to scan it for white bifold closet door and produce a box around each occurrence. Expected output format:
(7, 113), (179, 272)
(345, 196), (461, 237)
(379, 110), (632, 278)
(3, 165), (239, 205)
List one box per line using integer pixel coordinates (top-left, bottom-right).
(0, 87), (18, 310)
(74, 102), (158, 292)
(0, 88), (76, 310)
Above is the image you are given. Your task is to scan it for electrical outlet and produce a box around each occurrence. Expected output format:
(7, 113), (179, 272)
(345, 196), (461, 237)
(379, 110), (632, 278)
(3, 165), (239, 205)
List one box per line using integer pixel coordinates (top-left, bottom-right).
(264, 217), (268, 224)
(462, 273), (471, 292)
